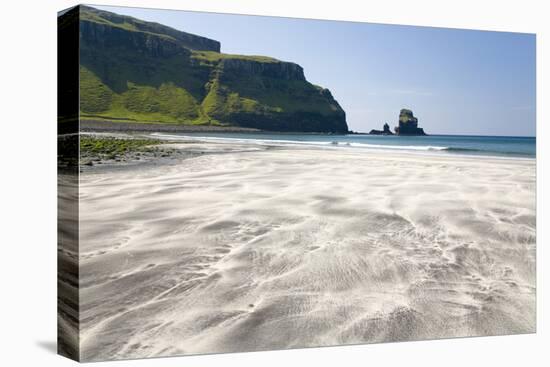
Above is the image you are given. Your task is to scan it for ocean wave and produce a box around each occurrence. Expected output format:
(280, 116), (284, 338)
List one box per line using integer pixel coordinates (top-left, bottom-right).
(151, 133), (448, 151)
(443, 147), (481, 152)
(150, 133), (534, 157)
(443, 146), (534, 157)
(347, 142), (448, 151)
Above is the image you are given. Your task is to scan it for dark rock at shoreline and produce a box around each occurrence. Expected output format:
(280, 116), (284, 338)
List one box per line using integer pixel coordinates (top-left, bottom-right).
(369, 123), (394, 135)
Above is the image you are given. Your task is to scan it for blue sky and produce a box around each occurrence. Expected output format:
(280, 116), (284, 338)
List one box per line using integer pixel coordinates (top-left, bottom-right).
(95, 5), (536, 136)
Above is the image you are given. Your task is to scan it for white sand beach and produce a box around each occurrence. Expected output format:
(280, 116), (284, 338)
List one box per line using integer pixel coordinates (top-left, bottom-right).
(78, 139), (536, 361)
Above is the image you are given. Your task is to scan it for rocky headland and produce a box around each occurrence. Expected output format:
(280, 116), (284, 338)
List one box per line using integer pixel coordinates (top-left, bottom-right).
(77, 5), (348, 133)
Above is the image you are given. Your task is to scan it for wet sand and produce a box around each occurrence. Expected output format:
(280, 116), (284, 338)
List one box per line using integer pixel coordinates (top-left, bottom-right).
(78, 140), (536, 361)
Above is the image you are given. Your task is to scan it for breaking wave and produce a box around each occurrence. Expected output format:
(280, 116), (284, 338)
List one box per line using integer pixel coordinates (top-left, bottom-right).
(150, 133), (534, 157)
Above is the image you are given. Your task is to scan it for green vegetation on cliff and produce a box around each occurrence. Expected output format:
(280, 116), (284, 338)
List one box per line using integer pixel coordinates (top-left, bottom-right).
(78, 6), (348, 133)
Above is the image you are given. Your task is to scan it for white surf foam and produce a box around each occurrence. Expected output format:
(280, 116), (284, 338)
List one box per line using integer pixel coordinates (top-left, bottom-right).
(150, 132), (449, 153)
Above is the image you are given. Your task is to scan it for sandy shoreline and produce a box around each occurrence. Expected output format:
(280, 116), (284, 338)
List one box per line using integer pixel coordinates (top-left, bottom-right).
(78, 138), (536, 361)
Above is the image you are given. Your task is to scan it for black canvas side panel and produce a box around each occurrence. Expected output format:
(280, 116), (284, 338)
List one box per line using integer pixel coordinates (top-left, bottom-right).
(57, 5), (80, 362)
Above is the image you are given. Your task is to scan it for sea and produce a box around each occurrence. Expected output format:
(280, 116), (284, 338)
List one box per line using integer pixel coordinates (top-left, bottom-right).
(153, 132), (536, 159)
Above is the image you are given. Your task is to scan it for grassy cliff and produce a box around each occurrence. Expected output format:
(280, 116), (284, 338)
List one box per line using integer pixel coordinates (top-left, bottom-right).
(78, 6), (348, 133)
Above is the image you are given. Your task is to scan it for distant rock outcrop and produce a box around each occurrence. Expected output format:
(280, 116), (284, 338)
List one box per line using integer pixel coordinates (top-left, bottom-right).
(369, 123), (394, 135)
(394, 109), (426, 135)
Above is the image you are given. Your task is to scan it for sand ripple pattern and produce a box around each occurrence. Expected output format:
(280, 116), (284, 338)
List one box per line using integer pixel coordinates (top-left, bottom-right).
(79, 144), (536, 361)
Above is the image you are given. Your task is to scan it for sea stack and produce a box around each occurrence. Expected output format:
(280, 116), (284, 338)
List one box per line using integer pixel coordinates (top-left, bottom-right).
(395, 109), (427, 135)
(369, 123), (394, 135)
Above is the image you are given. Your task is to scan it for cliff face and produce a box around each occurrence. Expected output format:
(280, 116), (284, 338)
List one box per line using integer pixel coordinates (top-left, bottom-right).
(220, 58), (306, 80)
(80, 5), (220, 52)
(78, 6), (348, 133)
(80, 20), (191, 58)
